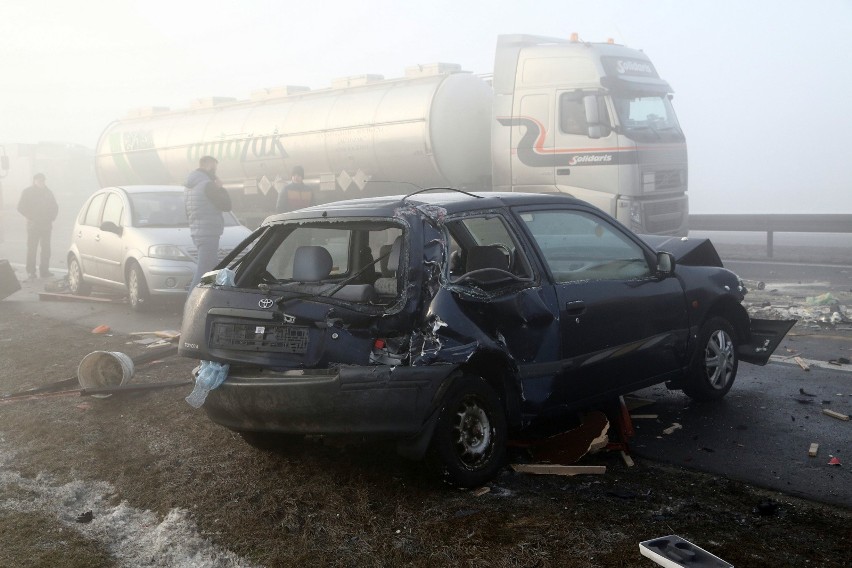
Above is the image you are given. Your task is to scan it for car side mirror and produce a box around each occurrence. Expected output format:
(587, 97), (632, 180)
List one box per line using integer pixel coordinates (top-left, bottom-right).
(656, 251), (675, 276)
(100, 221), (123, 236)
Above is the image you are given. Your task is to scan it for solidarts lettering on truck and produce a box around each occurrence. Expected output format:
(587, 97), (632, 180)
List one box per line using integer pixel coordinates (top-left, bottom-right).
(95, 34), (689, 235)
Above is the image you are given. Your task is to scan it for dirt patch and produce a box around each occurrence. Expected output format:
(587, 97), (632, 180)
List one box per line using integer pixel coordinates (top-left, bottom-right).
(0, 302), (850, 567)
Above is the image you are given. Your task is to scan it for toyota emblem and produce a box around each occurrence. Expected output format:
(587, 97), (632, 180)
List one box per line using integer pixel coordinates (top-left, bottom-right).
(258, 298), (274, 309)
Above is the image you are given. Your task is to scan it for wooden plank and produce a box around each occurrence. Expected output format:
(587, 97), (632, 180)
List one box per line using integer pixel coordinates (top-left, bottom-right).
(822, 409), (850, 421)
(471, 487), (490, 497)
(511, 464), (606, 476)
(808, 443), (819, 457)
(794, 357), (810, 371)
(620, 451), (635, 468)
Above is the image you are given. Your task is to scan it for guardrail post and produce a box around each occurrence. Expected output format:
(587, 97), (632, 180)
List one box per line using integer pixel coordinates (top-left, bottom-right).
(767, 231), (774, 259)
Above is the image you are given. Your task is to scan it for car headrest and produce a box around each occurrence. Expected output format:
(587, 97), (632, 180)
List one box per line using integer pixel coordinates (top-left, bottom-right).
(380, 236), (403, 274)
(466, 245), (509, 272)
(293, 246), (333, 282)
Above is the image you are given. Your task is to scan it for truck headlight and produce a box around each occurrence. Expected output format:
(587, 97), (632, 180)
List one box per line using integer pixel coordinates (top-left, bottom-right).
(148, 245), (192, 261)
(630, 201), (643, 230)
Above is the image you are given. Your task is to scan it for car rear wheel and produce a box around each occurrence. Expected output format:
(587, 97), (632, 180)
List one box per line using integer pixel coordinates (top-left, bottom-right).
(427, 375), (507, 488)
(67, 256), (91, 296)
(683, 317), (739, 401)
(127, 263), (150, 311)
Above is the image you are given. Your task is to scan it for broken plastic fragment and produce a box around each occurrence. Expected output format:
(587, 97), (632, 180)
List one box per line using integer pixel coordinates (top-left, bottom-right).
(827, 456), (841, 466)
(215, 268), (236, 286)
(185, 360), (230, 408)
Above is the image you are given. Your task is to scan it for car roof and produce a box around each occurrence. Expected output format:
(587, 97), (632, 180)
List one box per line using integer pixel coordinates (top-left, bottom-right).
(266, 191), (591, 223)
(105, 185), (185, 194)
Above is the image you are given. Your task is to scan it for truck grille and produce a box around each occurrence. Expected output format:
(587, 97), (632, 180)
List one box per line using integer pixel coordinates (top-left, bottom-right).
(655, 169), (683, 191)
(211, 323), (309, 353)
(643, 200), (685, 234)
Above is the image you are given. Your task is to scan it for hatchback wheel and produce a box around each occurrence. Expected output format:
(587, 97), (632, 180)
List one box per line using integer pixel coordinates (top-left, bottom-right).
(427, 375), (507, 488)
(127, 263), (150, 311)
(67, 256), (91, 296)
(683, 317), (739, 401)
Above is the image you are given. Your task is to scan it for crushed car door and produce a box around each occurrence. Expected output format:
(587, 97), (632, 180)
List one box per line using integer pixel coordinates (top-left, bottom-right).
(516, 206), (690, 406)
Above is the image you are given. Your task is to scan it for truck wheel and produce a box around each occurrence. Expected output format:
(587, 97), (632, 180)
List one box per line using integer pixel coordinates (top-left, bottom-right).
(68, 256), (91, 296)
(127, 263), (150, 311)
(683, 317), (739, 401)
(427, 375), (507, 488)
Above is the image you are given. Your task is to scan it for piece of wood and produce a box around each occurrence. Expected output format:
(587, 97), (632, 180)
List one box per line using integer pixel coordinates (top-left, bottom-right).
(620, 451), (635, 467)
(511, 464), (606, 476)
(471, 486), (490, 497)
(808, 443), (819, 457)
(663, 422), (682, 435)
(794, 356), (810, 371)
(629, 414), (659, 420)
(822, 409), (850, 421)
(38, 292), (122, 303)
(623, 395), (656, 411)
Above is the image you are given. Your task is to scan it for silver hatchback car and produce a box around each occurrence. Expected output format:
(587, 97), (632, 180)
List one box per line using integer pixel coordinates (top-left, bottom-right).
(67, 185), (252, 310)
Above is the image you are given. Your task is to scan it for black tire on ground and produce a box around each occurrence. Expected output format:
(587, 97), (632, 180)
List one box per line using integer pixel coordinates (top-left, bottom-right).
(127, 262), (150, 311)
(427, 375), (507, 488)
(683, 316), (739, 401)
(67, 256), (91, 296)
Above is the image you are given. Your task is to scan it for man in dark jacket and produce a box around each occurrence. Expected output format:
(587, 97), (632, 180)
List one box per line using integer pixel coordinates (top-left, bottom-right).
(275, 165), (313, 213)
(185, 156), (225, 289)
(17, 173), (58, 279)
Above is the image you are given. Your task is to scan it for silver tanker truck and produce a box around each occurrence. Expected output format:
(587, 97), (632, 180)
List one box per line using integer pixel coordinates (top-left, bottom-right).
(95, 34), (688, 234)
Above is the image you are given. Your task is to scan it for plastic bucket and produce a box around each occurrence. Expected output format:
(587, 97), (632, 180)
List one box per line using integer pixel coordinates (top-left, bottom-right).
(77, 351), (134, 395)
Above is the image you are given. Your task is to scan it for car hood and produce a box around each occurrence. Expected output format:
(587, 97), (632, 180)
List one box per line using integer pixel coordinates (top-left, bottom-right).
(639, 235), (723, 268)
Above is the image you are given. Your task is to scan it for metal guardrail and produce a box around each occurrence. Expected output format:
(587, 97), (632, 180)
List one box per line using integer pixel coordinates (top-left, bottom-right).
(688, 214), (852, 258)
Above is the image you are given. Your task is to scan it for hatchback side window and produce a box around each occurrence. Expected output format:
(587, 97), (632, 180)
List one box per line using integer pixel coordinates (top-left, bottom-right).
(83, 193), (106, 227)
(446, 214), (532, 284)
(520, 210), (651, 282)
(101, 194), (124, 227)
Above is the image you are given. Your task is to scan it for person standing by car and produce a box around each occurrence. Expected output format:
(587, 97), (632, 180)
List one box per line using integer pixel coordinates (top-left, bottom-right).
(17, 173), (58, 280)
(275, 165), (313, 213)
(185, 156), (227, 289)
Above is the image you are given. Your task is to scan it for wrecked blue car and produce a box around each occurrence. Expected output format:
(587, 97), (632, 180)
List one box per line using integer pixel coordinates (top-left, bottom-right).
(179, 191), (793, 487)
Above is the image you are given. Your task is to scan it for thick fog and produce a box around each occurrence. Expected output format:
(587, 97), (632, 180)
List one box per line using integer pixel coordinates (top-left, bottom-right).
(1, 0), (850, 214)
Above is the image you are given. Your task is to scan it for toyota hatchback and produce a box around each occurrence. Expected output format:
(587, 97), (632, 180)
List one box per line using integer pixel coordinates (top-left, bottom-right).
(179, 190), (793, 486)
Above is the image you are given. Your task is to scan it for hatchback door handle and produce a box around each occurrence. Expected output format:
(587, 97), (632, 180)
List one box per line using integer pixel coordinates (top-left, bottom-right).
(565, 300), (586, 316)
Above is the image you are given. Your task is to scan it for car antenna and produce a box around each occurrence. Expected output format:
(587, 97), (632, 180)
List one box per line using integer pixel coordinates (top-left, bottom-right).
(401, 186), (484, 202)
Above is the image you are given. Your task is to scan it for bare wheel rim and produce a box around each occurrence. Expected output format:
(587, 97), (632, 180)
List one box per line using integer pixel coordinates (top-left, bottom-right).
(69, 260), (82, 291)
(128, 268), (140, 305)
(451, 394), (493, 469)
(704, 329), (735, 389)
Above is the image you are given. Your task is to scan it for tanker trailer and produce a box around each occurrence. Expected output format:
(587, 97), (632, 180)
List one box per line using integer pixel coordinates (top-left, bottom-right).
(95, 64), (492, 226)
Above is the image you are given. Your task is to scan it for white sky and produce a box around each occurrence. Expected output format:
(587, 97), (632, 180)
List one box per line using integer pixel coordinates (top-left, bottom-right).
(2, 0), (850, 213)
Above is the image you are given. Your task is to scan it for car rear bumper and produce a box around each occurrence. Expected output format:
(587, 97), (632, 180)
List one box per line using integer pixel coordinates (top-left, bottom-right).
(201, 364), (457, 435)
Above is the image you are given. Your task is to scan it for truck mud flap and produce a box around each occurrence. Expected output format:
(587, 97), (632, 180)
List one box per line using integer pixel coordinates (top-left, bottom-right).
(738, 318), (796, 365)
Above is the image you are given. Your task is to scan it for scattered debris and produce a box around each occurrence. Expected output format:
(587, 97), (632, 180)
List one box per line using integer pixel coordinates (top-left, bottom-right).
(75, 511), (94, 524)
(629, 414), (659, 420)
(808, 443), (819, 457)
(620, 451), (635, 468)
(471, 487), (490, 497)
(662, 423), (682, 435)
(829, 357), (851, 366)
(639, 535), (733, 568)
(822, 409), (850, 421)
(528, 411), (609, 465)
(38, 291), (123, 304)
(828, 457), (842, 466)
(623, 395), (656, 411)
(91, 324), (111, 334)
(794, 357), (810, 371)
(511, 464), (606, 476)
(799, 388), (816, 397)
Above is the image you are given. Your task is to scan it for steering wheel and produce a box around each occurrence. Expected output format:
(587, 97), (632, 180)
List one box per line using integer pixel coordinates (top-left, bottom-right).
(454, 267), (523, 286)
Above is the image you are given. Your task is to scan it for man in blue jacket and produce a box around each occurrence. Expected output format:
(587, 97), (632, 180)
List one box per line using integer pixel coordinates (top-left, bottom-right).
(185, 156), (224, 289)
(17, 173), (58, 280)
